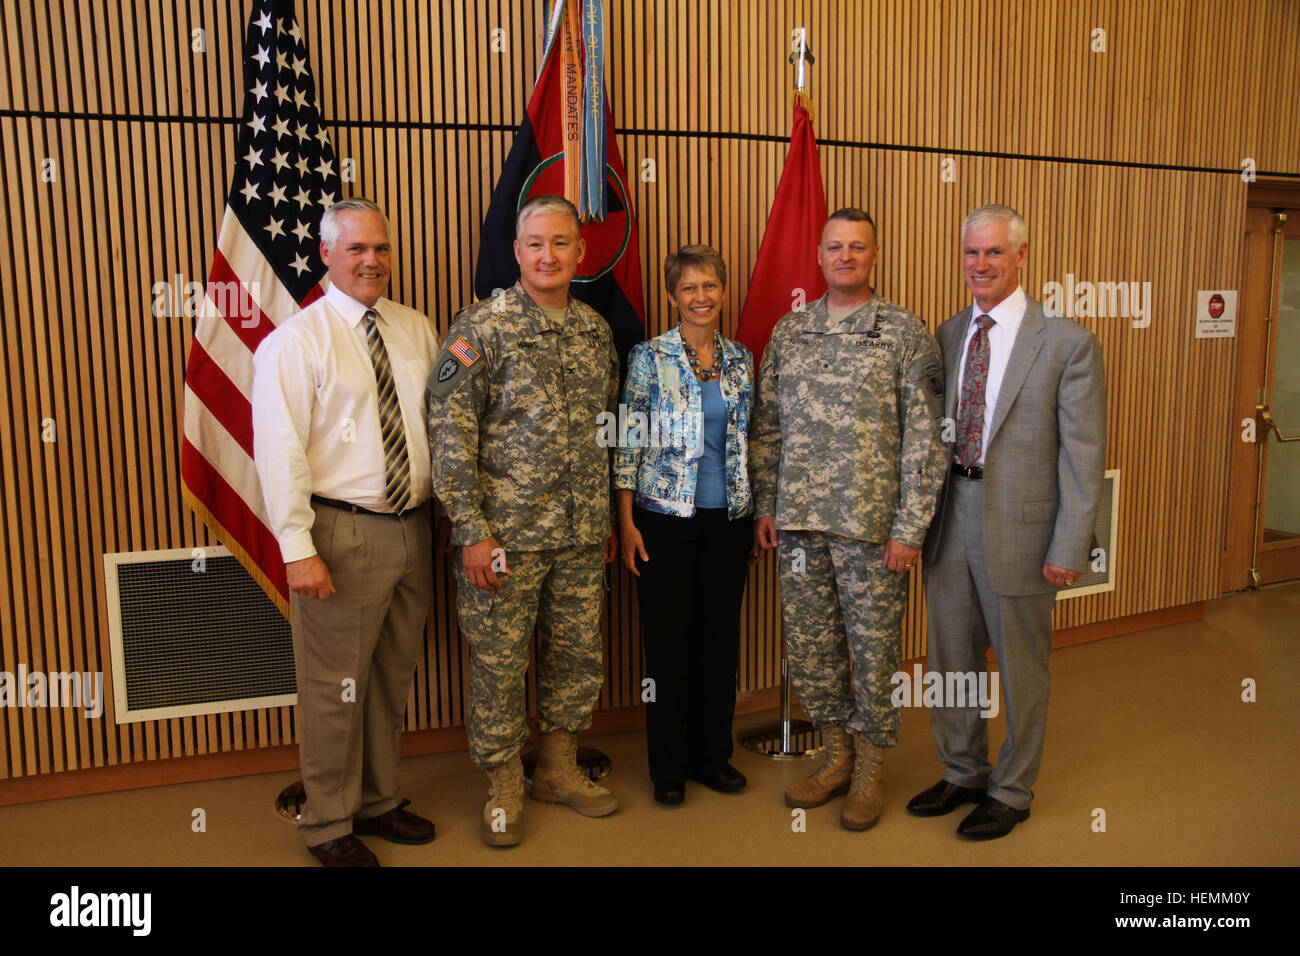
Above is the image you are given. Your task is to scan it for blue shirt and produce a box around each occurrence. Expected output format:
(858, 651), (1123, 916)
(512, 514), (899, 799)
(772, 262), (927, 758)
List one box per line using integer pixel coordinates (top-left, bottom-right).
(694, 378), (727, 508)
(612, 326), (755, 520)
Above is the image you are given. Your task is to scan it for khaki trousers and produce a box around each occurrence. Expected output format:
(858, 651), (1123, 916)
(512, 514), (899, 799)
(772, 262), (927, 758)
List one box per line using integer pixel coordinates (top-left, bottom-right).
(290, 502), (433, 847)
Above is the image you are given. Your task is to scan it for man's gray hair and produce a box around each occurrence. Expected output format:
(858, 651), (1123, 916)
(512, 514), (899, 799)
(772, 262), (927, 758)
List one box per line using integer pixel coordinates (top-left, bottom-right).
(962, 204), (1027, 248)
(516, 194), (581, 238)
(320, 197), (386, 249)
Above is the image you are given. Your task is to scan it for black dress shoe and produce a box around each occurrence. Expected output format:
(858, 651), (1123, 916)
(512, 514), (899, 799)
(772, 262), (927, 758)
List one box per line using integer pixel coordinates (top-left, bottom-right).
(308, 834), (380, 867)
(957, 796), (1030, 839)
(654, 782), (685, 806)
(688, 764), (747, 794)
(906, 779), (987, 817)
(352, 798), (436, 845)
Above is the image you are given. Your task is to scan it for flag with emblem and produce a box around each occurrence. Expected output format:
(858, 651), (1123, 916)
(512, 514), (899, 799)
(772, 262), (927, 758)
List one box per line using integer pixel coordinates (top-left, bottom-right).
(474, 0), (645, 366)
(181, 1), (341, 616)
(735, 93), (828, 364)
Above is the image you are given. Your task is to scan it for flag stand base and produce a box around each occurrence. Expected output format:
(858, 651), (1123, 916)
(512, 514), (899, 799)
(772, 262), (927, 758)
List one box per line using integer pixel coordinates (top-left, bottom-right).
(740, 656), (823, 758)
(740, 718), (824, 759)
(275, 779), (307, 821)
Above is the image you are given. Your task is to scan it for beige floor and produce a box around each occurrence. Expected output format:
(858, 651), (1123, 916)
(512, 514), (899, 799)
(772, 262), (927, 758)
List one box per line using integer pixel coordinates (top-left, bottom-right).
(1, 582), (1296, 867)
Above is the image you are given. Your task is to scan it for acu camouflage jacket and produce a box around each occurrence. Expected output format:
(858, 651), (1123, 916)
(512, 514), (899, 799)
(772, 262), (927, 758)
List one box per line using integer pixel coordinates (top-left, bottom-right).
(749, 293), (947, 548)
(426, 283), (620, 551)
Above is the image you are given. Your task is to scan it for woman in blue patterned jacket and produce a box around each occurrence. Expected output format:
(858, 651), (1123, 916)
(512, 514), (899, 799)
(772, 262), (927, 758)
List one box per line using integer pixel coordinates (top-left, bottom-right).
(614, 244), (755, 806)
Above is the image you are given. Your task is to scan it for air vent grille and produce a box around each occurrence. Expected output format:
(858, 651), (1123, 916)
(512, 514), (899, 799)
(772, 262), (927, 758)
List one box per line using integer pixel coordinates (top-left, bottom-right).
(105, 546), (296, 722)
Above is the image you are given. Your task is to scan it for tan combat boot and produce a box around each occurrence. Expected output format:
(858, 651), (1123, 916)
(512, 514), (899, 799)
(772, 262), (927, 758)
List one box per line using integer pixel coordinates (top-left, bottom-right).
(840, 734), (885, 830)
(529, 729), (619, 817)
(784, 723), (853, 808)
(481, 755), (525, 847)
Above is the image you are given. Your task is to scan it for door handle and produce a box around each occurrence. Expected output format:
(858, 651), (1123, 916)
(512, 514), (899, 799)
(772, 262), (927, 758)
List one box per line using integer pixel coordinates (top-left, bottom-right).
(1256, 403), (1300, 442)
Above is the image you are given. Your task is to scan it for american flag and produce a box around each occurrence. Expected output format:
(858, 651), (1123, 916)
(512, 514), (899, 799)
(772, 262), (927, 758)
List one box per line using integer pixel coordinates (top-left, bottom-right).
(181, 1), (341, 615)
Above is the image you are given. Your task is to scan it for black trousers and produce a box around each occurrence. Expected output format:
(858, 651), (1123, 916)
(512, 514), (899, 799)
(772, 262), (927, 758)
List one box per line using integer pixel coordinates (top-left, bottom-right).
(633, 505), (754, 784)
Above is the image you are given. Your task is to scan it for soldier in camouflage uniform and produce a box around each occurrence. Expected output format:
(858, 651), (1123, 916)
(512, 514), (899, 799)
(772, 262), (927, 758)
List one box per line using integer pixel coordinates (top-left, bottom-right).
(426, 196), (620, 847)
(750, 208), (947, 830)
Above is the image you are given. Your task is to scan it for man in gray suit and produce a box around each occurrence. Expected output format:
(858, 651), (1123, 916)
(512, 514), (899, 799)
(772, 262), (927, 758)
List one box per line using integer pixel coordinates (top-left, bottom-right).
(908, 204), (1106, 839)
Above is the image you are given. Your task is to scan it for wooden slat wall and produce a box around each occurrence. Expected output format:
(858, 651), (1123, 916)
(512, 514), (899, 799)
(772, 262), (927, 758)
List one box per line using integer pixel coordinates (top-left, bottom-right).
(0, 0), (1296, 779)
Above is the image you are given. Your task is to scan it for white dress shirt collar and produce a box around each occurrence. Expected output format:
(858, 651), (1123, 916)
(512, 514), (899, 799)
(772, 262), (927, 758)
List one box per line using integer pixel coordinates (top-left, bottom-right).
(969, 283), (1027, 333)
(325, 281), (385, 330)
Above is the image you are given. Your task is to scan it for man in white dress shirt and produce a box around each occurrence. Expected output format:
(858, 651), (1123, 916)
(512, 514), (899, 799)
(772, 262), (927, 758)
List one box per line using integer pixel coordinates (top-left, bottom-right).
(253, 198), (440, 866)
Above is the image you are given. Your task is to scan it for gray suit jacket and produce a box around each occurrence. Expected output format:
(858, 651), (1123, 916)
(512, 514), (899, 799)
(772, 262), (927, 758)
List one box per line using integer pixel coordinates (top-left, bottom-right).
(923, 296), (1107, 596)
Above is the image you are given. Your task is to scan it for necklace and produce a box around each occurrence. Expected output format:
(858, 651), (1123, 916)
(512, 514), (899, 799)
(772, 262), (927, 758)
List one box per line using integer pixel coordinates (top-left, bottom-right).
(682, 328), (724, 381)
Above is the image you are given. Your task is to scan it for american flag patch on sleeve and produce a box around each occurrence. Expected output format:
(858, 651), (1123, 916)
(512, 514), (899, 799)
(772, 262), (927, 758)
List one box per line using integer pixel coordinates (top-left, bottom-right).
(449, 337), (480, 367)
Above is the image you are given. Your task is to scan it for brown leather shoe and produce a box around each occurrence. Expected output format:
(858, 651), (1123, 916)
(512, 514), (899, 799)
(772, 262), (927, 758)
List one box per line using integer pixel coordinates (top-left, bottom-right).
(307, 834), (380, 867)
(352, 798), (436, 845)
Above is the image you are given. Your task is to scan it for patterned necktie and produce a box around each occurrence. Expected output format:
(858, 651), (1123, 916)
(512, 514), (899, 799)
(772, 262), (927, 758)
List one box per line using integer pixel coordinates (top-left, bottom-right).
(956, 314), (995, 467)
(363, 309), (412, 512)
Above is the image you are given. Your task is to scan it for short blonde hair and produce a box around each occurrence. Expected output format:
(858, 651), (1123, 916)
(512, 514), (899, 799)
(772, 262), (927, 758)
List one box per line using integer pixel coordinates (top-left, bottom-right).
(664, 244), (727, 294)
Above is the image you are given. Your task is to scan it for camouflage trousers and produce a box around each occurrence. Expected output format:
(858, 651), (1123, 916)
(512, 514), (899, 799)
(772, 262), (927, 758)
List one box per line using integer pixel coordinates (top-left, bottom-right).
(456, 542), (606, 769)
(778, 530), (907, 747)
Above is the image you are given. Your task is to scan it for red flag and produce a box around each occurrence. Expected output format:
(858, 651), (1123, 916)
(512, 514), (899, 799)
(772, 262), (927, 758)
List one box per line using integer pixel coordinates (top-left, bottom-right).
(475, 0), (645, 366)
(181, 2), (342, 617)
(735, 95), (828, 363)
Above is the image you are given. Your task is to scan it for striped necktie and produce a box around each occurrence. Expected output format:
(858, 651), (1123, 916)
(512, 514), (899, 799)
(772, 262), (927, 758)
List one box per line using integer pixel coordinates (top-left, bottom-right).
(363, 309), (412, 513)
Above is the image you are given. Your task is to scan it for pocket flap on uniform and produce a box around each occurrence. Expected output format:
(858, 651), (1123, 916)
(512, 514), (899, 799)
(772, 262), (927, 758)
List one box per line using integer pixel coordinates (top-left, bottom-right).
(839, 347), (884, 404)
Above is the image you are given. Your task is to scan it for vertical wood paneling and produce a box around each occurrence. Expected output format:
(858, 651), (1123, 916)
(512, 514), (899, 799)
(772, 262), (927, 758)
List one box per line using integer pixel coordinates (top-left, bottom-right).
(0, 0), (1296, 779)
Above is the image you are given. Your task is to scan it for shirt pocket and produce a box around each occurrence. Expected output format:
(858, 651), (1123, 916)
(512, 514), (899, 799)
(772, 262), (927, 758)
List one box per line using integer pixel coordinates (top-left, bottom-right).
(494, 338), (556, 424)
(560, 331), (611, 416)
(839, 344), (894, 415)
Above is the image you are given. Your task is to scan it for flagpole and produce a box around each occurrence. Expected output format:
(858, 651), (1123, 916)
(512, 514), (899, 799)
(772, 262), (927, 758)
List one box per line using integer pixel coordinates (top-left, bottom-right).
(740, 26), (825, 762)
(792, 26), (812, 94)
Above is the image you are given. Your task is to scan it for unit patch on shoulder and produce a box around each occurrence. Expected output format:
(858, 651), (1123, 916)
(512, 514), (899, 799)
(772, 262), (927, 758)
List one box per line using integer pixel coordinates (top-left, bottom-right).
(924, 361), (944, 397)
(427, 334), (485, 400)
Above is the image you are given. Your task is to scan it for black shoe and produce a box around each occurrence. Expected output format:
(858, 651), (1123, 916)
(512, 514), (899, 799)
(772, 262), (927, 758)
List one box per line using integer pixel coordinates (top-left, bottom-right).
(906, 779), (987, 817)
(689, 764), (747, 794)
(957, 796), (1030, 839)
(654, 782), (685, 806)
